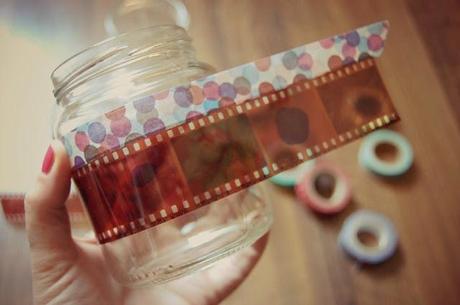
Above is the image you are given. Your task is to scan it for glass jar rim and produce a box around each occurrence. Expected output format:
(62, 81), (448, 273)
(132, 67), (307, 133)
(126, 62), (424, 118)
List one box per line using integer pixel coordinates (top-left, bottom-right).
(51, 24), (189, 99)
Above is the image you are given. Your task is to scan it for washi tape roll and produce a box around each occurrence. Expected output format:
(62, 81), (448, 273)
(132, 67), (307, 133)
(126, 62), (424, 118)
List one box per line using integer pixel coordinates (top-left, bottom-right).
(270, 160), (315, 187)
(0, 192), (25, 223)
(0, 192), (87, 225)
(338, 209), (398, 264)
(295, 161), (351, 214)
(359, 129), (413, 177)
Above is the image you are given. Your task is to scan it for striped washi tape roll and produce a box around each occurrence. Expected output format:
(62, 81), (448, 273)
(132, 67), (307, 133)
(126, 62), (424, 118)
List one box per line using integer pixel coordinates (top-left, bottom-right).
(0, 192), (87, 225)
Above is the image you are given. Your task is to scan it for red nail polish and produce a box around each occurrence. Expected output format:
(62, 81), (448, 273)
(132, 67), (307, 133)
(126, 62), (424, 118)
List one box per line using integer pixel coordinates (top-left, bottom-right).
(41, 145), (54, 174)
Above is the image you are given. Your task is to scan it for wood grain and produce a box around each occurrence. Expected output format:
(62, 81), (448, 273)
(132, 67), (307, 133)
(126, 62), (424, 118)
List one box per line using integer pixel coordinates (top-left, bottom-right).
(1, 1), (459, 304)
(406, 0), (460, 125)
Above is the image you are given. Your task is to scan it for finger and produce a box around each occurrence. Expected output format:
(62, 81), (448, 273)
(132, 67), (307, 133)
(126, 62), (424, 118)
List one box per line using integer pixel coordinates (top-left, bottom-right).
(25, 140), (76, 255)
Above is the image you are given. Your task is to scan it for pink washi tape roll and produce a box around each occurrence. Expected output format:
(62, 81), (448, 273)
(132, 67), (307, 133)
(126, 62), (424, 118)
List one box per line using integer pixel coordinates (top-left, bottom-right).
(0, 192), (87, 225)
(295, 161), (351, 214)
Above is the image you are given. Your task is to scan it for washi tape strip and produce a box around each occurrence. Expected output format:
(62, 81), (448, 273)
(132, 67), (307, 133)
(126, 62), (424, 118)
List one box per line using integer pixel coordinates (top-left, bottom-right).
(64, 20), (389, 167)
(72, 58), (399, 243)
(0, 192), (87, 225)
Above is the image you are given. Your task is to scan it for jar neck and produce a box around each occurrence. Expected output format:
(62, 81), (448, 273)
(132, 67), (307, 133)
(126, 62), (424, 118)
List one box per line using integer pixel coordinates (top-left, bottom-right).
(51, 25), (213, 138)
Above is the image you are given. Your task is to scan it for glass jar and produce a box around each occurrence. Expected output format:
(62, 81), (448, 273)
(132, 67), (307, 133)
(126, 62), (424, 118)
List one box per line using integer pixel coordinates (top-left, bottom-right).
(50, 25), (272, 286)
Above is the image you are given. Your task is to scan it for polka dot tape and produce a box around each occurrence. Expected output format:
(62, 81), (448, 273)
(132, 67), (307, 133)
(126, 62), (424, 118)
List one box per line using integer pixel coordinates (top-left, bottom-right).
(64, 21), (390, 167)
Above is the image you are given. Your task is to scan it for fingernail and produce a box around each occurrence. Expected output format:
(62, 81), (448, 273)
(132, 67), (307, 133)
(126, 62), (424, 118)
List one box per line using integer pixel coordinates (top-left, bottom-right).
(41, 145), (55, 174)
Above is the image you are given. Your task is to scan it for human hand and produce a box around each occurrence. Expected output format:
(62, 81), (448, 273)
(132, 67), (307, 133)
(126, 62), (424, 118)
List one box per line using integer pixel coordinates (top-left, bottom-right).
(25, 141), (268, 305)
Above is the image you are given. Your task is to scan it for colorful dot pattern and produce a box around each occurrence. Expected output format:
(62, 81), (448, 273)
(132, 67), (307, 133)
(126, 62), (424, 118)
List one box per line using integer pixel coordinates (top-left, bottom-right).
(63, 21), (389, 167)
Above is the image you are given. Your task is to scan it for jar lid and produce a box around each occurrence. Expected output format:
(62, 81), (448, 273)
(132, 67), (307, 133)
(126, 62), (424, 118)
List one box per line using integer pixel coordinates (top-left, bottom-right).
(105, 0), (190, 36)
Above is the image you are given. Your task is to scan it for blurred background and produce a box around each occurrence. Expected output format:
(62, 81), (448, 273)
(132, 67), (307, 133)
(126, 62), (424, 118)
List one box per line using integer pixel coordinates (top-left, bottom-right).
(1, 0), (459, 304)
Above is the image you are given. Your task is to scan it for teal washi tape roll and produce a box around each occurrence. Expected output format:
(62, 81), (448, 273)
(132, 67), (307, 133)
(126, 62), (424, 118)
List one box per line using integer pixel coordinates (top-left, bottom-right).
(338, 209), (398, 264)
(358, 129), (413, 177)
(270, 160), (315, 187)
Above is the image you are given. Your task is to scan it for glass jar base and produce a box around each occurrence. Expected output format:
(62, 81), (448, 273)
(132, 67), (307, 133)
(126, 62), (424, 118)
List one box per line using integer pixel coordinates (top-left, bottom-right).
(131, 218), (271, 287)
(102, 186), (272, 286)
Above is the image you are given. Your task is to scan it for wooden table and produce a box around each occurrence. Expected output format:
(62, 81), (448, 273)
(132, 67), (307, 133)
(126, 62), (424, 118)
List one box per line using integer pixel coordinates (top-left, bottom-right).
(1, 1), (459, 304)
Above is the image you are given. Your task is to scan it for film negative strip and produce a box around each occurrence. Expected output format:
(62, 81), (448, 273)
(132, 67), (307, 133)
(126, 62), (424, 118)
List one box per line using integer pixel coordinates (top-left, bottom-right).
(0, 192), (87, 225)
(72, 58), (399, 243)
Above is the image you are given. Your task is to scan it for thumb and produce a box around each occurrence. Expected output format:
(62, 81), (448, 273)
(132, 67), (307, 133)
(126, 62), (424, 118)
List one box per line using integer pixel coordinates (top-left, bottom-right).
(25, 140), (76, 258)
